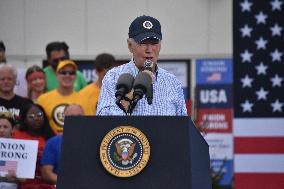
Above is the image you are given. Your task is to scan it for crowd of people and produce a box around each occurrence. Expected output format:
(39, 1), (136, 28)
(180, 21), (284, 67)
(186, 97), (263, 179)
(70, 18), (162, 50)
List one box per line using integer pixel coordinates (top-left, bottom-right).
(0, 15), (188, 188)
(0, 40), (115, 188)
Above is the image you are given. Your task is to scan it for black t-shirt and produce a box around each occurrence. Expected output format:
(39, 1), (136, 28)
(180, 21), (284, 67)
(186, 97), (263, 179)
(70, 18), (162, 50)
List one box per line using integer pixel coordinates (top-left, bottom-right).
(0, 95), (33, 124)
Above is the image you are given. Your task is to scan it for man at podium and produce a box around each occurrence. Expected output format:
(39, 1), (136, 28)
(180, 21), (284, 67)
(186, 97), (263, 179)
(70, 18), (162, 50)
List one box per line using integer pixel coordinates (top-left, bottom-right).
(97, 15), (187, 116)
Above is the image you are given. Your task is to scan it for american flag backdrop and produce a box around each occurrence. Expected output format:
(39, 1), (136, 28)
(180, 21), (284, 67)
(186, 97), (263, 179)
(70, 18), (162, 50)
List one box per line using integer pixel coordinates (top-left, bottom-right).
(233, 0), (284, 189)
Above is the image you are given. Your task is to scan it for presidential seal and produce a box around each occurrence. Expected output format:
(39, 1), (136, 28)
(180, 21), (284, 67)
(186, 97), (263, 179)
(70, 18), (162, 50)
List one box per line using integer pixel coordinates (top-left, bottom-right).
(100, 126), (150, 177)
(143, 20), (153, 29)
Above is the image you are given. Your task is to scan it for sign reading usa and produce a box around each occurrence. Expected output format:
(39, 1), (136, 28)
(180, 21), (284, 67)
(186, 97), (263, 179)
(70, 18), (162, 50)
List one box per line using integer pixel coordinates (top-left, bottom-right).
(196, 85), (232, 108)
(196, 59), (232, 85)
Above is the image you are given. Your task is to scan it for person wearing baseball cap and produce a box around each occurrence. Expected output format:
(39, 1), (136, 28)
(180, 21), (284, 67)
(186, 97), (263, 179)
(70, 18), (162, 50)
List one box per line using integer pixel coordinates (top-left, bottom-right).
(96, 15), (187, 116)
(37, 60), (92, 135)
(44, 41), (87, 92)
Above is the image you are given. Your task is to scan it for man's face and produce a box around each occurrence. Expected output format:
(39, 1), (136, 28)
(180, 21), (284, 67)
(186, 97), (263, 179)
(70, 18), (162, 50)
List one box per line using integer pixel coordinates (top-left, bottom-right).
(48, 50), (66, 68)
(56, 65), (76, 89)
(128, 38), (161, 70)
(0, 68), (16, 93)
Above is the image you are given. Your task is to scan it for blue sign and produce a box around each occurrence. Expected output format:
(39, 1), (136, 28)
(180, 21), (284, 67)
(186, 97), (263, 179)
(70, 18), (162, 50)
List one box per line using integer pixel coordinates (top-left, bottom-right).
(196, 85), (233, 108)
(75, 61), (97, 83)
(196, 59), (233, 85)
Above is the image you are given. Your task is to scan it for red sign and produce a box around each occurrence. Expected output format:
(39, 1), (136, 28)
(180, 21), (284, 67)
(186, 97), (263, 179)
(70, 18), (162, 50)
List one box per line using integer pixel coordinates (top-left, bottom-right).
(195, 109), (232, 133)
(186, 99), (192, 116)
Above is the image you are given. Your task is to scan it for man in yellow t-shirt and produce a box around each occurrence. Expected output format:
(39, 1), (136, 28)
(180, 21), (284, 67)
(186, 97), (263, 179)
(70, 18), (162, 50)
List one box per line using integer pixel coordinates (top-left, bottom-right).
(37, 60), (92, 135)
(79, 53), (115, 114)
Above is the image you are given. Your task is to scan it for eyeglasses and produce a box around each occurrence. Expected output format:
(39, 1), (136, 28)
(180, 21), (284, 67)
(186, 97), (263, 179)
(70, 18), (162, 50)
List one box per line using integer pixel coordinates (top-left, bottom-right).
(58, 70), (76, 76)
(27, 112), (43, 119)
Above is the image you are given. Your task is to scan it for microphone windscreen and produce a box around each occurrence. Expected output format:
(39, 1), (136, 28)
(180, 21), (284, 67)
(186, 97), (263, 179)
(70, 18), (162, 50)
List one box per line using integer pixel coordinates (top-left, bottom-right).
(144, 59), (154, 71)
(133, 72), (152, 93)
(115, 73), (134, 93)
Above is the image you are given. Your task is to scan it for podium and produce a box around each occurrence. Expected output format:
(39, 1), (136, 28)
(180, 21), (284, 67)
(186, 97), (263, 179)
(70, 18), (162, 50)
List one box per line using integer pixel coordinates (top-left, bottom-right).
(57, 116), (211, 189)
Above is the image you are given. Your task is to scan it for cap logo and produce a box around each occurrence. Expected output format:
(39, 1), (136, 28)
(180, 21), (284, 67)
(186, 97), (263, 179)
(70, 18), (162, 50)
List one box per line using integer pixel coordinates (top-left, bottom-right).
(143, 21), (153, 29)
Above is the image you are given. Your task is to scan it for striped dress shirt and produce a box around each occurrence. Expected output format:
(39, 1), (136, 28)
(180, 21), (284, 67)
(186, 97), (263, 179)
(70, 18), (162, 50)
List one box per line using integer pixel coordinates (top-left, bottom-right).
(96, 60), (187, 116)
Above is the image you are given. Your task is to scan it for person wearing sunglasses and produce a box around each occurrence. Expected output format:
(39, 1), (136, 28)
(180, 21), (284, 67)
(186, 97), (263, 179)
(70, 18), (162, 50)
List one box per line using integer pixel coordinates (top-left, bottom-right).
(37, 60), (92, 135)
(44, 41), (87, 92)
(13, 104), (55, 189)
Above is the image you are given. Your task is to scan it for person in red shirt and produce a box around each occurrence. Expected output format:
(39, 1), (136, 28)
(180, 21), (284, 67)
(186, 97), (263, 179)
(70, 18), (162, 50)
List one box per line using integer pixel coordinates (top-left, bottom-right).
(0, 112), (20, 188)
(13, 104), (55, 189)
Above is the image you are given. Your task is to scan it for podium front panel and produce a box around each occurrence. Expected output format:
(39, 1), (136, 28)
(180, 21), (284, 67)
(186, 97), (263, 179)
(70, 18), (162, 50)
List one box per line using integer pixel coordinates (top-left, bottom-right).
(57, 116), (210, 189)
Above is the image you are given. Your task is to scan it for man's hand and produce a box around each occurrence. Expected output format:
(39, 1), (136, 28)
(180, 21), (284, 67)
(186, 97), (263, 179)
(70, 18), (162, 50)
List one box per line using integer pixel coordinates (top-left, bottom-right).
(120, 89), (134, 112)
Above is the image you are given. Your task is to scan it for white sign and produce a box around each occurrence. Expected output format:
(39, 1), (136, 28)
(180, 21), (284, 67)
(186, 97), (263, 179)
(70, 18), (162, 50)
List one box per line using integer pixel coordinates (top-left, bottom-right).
(0, 138), (38, 179)
(159, 62), (188, 87)
(203, 133), (233, 160)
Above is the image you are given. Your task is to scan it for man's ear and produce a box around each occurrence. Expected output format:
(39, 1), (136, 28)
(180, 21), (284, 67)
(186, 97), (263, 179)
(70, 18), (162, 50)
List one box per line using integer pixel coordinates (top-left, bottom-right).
(127, 39), (133, 53)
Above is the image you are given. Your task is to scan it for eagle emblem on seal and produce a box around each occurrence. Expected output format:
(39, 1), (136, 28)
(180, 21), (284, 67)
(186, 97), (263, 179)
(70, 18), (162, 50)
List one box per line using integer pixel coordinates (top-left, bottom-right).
(114, 139), (138, 165)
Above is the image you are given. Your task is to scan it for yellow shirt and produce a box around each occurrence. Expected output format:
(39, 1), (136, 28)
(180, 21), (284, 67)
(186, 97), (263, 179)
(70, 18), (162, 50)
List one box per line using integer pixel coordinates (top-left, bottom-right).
(37, 89), (92, 134)
(79, 83), (100, 115)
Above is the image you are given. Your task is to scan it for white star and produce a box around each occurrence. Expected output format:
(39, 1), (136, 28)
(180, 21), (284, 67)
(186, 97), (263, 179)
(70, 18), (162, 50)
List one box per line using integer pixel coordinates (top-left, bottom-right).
(255, 88), (268, 100)
(270, 0), (283, 11)
(270, 49), (283, 62)
(241, 100), (254, 112)
(271, 99), (283, 112)
(255, 62), (268, 75)
(270, 74), (283, 87)
(240, 24), (253, 37)
(270, 23), (283, 37)
(255, 37), (268, 50)
(240, 49), (253, 63)
(255, 11), (268, 24)
(240, 0), (253, 12)
(241, 74), (254, 88)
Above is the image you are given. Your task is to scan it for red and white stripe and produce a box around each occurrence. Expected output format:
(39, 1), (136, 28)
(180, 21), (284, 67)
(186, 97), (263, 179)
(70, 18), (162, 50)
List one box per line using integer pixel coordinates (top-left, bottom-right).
(234, 118), (284, 189)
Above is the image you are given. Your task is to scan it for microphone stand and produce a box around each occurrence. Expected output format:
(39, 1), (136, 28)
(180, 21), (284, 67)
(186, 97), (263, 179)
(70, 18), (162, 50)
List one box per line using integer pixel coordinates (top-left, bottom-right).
(128, 88), (144, 115)
(115, 98), (128, 115)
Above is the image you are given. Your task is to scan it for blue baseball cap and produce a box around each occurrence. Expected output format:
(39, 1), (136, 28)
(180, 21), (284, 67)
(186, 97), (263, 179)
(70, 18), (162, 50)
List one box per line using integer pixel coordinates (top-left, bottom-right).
(128, 15), (162, 43)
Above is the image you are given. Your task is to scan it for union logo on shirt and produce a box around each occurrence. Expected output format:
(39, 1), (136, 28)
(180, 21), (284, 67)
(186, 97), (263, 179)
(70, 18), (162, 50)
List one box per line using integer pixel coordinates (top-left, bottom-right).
(52, 104), (68, 127)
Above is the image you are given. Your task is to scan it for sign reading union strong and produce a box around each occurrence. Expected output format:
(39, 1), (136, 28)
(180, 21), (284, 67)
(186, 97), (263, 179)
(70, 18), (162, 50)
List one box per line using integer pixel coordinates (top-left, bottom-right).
(100, 126), (150, 177)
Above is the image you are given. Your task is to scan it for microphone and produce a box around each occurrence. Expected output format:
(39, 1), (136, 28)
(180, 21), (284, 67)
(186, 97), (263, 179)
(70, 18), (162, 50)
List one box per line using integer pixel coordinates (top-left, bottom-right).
(144, 59), (154, 72)
(128, 72), (152, 114)
(115, 73), (134, 113)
